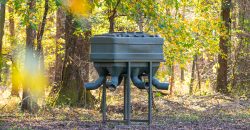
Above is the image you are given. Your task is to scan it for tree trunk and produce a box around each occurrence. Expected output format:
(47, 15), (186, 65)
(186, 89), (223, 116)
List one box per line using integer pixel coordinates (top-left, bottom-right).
(196, 56), (201, 90)
(170, 64), (175, 96)
(76, 31), (94, 107)
(56, 14), (95, 107)
(190, 55), (197, 95)
(21, 0), (38, 112)
(109, 15), (115, 33)
(216, 0), (231, 94)
(230, 0), (250, 96)
(36, 0), (48, 72)
(108, 0), (121, 33)
(53, 7), (65, 89)
(180, 68), (184, 82)
(8, 4), (15, 46)
(180, 2), (186, 83)
(9, 2), (19, 96)
(34, 0), (48, 98)
(0, 2), (6, 82)
(137, 10), (143, 32)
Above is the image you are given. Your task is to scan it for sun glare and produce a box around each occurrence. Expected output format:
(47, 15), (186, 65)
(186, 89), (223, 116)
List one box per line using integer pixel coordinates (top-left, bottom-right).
(63, 0), (92, 17)
(13, 50), (48, 99)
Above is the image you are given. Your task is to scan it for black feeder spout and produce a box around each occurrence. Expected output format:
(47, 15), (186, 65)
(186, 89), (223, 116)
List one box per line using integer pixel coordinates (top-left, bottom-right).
(152, 77), (169, 90)
(106, 76), (119, 91)
(106, 76), (123, 91)
(106, 68), (123, 91)
(84, 68), (106, 90)
(131, 68), (146, 89)
(84, 76), (105, 90)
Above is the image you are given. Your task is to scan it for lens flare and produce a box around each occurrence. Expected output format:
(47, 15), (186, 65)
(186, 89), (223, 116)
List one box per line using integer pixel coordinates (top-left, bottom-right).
(13, 50), (48, 99)
(63, 0), (92, 17)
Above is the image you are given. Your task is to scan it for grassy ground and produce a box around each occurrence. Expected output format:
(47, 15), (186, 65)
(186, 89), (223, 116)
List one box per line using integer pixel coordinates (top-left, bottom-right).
(0, 87), (250, 130)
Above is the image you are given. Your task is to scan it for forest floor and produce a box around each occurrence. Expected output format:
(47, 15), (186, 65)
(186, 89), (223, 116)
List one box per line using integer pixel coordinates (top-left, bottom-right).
(0, 88), (250, 130)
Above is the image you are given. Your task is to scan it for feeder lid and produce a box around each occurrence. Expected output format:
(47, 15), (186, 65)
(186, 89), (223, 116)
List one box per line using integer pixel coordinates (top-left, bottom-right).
(94, 32), (160, 38)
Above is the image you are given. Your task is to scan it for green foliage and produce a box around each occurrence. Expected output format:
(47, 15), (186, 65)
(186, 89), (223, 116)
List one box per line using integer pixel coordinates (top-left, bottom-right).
(55, 0), (62, 6)
(0, 0), (7, 4)
(155, 92), (163, 97)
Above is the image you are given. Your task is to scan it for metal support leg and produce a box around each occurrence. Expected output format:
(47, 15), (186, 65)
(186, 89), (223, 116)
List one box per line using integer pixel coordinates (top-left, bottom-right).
(148, 62), (153, 125)
(126, 62), (131, 125)
(123, 76), (127, 120)
(102, 82), (107, 123)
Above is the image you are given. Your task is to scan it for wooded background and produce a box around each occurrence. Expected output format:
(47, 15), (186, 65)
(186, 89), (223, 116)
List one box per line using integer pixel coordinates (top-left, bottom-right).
(0, 0), (249, 112)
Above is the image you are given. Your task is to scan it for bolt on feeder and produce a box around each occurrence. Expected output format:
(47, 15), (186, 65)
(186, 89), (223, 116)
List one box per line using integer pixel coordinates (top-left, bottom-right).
(84, 32), (169, 125)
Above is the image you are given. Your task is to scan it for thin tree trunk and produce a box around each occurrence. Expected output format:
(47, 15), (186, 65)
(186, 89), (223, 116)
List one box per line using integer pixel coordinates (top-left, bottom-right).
(190, 55), (197, 95)
(137, 10), (143, 32)
(108, 0), (121, 33)
(21, 0), (37, 112)
(181, 68), (184, 82)
(9, 2), (19, 96)
(36, 0), (48, 71)
(138, 18), (143, 32)
(35, 0), (48, 98)
(217, 0), (231, 94)
(8, 5), (14, 46)
(196, 56), (201, 90)
(180, 2), (186, 83)
(0, 2), (6, 82)
(109, 15), (115, 33)
(170, 64), (175, 96)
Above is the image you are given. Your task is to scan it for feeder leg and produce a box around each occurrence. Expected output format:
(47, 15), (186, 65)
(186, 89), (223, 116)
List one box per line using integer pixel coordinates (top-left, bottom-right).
(124, 76), (127, 121)
(148, 62), (153, 125)
(102, 82), (107, 123)
(126, 62), (131, 125)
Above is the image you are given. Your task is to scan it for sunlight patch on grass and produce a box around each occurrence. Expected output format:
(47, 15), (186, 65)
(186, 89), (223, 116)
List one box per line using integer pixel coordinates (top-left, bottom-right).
(189, 105), (206, 111)
(170, 113), (200, 122)
(57, 114), (67, 121)
(1, 90), (11, 99)
(0, 97), (20, 113)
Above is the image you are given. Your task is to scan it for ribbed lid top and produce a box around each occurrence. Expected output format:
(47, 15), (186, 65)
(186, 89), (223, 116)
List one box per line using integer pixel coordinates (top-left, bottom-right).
(94, 32), (160, 38)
